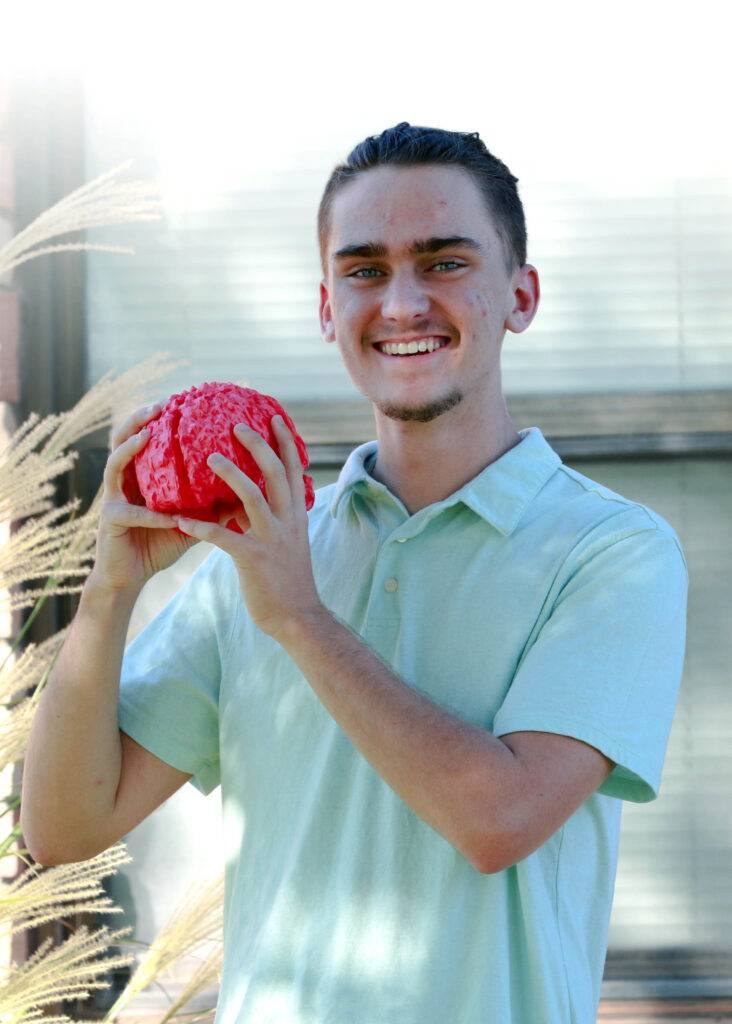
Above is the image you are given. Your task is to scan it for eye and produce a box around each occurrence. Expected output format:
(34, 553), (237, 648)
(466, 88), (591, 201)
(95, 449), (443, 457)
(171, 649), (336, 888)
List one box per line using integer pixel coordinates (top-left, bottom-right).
(431, 260), (465, 271)
(348, 267), (383, 278)
(346, 260), (465, 279)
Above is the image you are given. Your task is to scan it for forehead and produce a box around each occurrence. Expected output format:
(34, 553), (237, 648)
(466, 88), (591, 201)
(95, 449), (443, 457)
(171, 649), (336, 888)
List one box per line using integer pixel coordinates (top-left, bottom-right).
(327, 164), (499, 257)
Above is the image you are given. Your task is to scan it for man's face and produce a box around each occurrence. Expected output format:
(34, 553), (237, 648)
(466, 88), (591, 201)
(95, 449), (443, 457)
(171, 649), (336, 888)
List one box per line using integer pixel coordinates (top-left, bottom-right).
(319, 164), (538, 425)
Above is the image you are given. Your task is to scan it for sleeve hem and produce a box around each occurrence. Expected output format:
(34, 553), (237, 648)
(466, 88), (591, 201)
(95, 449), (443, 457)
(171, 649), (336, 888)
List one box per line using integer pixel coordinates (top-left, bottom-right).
(118, 700), (220, 796)
(492, 712), (659, 803)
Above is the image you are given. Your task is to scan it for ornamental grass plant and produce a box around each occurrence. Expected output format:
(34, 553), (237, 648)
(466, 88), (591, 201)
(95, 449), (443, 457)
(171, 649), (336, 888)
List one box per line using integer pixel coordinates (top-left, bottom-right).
(0, 162), (224, 1023)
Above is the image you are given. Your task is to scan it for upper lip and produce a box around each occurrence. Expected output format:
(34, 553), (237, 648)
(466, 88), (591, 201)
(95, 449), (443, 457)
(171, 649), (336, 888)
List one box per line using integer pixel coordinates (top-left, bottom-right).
(373, 334), (451, 346)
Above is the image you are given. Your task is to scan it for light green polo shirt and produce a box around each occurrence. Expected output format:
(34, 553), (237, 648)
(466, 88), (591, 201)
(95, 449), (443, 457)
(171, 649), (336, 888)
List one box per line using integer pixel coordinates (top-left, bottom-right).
(118, 425), (689, 1024)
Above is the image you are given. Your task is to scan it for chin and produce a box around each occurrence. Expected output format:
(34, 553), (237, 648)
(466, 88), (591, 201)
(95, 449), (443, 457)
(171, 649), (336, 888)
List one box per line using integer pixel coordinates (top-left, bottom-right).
(375, 390), (464, 424)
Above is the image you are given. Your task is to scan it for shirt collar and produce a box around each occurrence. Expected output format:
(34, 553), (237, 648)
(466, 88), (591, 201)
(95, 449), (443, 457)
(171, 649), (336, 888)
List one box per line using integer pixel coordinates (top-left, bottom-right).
(328, 426), (562, 536)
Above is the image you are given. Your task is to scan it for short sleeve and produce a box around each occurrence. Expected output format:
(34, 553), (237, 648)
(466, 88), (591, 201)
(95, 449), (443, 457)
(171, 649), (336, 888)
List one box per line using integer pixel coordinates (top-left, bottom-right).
(492, 524), (689, 803)
(117, 548), (238, 796)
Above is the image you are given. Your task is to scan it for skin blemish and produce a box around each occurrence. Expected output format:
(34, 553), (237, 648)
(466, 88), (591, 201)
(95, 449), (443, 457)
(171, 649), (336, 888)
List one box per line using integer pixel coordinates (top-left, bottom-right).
(469, 292), (492, 320)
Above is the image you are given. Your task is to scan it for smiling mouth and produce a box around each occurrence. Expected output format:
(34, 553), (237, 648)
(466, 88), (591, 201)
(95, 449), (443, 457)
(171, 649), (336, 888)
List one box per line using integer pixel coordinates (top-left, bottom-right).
(374, 336), (452, 359)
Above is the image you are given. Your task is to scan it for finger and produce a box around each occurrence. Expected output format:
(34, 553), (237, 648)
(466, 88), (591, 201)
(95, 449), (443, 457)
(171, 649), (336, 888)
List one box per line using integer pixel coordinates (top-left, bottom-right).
(102, 500), (179, 531)
(174, 515), (244, 555)
(207, 453), (271, 535)
(104, 428), (152, 499)
(232, 421), (292, 518)
(109, 402), (162, 451)
(272, 415), (306, 510)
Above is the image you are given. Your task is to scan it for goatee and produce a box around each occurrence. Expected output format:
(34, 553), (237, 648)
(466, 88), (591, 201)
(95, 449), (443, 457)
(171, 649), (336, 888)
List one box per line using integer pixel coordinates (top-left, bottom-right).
(374, 389), (463, 424)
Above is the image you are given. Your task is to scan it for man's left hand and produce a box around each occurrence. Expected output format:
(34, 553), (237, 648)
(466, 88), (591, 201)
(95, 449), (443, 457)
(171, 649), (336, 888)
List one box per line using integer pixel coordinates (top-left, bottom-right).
(173, 415), (324, 644)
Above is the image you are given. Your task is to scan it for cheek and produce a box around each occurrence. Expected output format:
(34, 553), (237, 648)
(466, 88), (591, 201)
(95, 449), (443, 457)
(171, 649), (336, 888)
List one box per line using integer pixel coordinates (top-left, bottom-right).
(337, 291), (373, 327)
(466, 292), (491, 321)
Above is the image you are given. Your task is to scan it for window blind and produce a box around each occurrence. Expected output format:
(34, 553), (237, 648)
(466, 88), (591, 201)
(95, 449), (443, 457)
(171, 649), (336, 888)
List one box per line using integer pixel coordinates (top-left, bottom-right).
(84, 148), (732, 408)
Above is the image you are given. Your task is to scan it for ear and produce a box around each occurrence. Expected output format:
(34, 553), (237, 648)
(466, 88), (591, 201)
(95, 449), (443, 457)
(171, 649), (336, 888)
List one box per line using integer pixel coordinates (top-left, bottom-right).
(319, 280), (336, 343)
(505, 264), (541, 335)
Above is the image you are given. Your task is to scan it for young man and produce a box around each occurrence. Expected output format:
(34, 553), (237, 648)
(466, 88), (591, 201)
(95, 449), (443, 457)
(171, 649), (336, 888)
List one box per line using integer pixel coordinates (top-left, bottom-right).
(22, 124), (689, 1023)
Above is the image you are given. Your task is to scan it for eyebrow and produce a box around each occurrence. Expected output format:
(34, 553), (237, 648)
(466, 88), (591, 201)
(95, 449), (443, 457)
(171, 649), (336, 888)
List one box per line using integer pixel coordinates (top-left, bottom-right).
(333, 235), (488, 262)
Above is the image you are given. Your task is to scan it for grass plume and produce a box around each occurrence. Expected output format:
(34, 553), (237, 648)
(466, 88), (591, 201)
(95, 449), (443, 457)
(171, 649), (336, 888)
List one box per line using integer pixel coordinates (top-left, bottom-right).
(0, 161), (162, 278)
(1, 159), (224, 1023)
(101, 874), (224, 1023)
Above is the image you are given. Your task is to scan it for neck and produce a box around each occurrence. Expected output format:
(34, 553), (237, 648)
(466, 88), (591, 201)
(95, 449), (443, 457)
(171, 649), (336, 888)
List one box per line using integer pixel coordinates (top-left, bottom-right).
(369, 402), (522, 516)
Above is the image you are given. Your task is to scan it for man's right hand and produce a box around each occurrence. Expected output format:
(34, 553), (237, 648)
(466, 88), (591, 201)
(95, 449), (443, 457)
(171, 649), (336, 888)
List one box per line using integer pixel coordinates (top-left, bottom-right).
(88, 402), (200, 594)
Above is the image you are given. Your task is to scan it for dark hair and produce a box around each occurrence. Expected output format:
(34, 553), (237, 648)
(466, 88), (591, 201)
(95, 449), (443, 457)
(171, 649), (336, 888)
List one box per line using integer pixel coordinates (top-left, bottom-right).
(317, 122), (527, 277)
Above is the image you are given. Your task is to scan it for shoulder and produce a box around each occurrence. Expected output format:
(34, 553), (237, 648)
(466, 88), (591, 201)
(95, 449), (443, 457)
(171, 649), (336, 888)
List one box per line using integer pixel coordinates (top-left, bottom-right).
(517, 462), (689, 597)
(550, 463), (686, 566)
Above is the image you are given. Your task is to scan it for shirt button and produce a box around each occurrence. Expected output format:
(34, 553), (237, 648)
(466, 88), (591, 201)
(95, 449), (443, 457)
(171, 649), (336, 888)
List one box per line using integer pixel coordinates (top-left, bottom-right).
(384, 578), (398, 592)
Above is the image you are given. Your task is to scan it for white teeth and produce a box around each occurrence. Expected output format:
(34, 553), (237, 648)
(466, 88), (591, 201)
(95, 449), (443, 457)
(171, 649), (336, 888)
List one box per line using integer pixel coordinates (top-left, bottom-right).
(379, 337), (449, 356)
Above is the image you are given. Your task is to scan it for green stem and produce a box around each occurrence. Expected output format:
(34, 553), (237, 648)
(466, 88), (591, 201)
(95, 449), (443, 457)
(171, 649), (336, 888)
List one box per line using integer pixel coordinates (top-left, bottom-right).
(0, 795), (21, 819)
(0, 823), (22, 859)
(0, 502), (84, 676)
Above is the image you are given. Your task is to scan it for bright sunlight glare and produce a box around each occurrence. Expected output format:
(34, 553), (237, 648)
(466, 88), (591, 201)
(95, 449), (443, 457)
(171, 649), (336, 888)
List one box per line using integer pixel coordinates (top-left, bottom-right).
(5, 0), (731, 194)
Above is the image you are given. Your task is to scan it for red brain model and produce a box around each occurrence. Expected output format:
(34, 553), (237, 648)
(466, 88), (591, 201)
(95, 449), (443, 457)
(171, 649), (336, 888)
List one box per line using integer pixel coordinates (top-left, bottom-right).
(122, 382), (315, 534)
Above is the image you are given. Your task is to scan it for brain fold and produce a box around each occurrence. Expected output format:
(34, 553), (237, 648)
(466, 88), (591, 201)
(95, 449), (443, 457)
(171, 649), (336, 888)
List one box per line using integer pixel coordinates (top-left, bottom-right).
(122, 382), (315, 533)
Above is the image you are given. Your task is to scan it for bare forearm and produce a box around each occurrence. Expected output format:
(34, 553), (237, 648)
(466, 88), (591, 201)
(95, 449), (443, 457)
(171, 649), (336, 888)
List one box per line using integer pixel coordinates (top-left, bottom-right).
(278, 608), (518, 872)
(20, 575), (141, 864)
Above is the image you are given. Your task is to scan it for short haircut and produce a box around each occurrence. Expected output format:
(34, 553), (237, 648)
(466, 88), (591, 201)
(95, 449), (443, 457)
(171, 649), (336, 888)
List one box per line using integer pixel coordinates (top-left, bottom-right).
(317, 122), (527, 277)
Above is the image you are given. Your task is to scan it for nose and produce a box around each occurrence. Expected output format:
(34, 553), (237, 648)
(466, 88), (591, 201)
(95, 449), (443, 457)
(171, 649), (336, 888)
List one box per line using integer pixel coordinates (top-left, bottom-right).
(380, 268), (431, 322)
